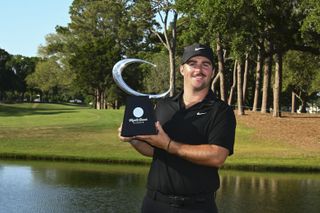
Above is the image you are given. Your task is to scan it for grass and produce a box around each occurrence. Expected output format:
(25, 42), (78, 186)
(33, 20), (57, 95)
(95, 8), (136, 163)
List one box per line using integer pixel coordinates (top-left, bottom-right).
(226, 120), (320, 172)
(0, 103), (150, 164)
(0, 103), (319, 172)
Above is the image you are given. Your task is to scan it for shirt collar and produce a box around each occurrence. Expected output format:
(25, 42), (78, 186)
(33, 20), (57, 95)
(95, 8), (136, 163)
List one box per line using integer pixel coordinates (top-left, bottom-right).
(172, 90), (217, 109)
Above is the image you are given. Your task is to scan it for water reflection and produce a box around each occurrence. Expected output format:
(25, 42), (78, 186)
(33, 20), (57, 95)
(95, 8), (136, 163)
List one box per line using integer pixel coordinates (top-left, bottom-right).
(217, 171), (320, 213)
(30, 169), (147, 213)
(0, 162), (148, 213)
(0, 161), (319, 213)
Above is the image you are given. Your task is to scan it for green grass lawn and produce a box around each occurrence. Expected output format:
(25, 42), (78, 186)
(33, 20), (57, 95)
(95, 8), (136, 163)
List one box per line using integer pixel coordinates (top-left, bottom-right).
(0, 103), (150, 163)
(227, 124), (320, 171)
(0, 103), (319, 172)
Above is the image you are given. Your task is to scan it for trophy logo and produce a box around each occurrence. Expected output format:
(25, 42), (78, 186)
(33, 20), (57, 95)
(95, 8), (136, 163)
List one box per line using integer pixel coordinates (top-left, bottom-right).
(133, 107), (144, 118)
(112, 58), (170, 137)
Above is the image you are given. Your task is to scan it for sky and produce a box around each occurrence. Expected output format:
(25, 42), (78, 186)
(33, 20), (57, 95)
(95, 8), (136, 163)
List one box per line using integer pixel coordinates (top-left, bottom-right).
(0, 0), (73, 57)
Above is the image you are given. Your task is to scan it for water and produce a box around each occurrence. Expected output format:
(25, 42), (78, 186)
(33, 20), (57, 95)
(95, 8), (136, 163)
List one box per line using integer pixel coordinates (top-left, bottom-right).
(0, 161), (147, 213)
(0, 160), (319, 213)
(217, 171), (320, 213)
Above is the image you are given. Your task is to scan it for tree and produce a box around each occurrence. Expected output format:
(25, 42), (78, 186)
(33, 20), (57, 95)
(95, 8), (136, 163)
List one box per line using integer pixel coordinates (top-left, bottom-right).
(236, 60), (244, 115)
(176, 0), (231, 102)
(6, 55), (38, 101)
(283, 50), (320, 113)
(39, 0), (145, 108)
(252, 48), (263, 111)
(131, 0), (178, 96)
(255, 0), (320, 116)
(0, 49), (10, 99)
(228, 60), (237, 105)
(154, 1), (177, 96)
(177, 0), (262, 115)
(30, 0), (320, 114)
(300, 0), (320, 47)
(143, 51), (183, 95)
(260, 42), (272, 114)
(26, 57), (72, 102)
(273, 52), (282, 117)
(68, 0), (128, 109)
(0, 48), (13, 101)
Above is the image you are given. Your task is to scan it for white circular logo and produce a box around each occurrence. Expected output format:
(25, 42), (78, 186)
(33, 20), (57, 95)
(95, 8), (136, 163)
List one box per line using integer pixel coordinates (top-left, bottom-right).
(133, 107), (144, 118)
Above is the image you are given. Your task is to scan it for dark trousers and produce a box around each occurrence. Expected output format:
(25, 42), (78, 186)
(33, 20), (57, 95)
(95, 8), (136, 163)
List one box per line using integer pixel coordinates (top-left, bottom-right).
(141, 193), (218, 213)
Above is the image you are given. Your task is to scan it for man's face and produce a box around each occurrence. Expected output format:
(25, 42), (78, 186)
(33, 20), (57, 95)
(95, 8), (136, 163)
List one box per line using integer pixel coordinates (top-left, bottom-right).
(180, 56), (214, 92)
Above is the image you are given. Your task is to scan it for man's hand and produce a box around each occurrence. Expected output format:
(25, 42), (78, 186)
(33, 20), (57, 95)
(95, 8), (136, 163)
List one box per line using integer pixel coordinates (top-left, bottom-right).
(117, 123), (154, 157)
(118, 123), (134, 142)
(135, 121), (171, 151)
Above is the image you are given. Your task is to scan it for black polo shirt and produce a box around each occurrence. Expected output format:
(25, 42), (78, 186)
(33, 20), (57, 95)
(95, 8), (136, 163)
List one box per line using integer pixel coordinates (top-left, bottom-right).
(146, 90), (236, 196)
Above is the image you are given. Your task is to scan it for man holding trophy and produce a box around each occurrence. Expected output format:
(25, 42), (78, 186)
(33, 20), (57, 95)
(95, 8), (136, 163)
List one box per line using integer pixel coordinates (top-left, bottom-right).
(116, 43), (236, 213)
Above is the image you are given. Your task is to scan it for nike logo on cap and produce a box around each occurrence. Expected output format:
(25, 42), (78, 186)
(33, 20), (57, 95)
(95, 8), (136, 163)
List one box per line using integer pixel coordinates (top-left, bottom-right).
(195, 47), (205, 51)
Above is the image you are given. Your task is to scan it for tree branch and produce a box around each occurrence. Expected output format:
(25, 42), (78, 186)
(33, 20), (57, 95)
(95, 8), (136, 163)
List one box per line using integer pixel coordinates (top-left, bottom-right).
(151, 29), (168, 49)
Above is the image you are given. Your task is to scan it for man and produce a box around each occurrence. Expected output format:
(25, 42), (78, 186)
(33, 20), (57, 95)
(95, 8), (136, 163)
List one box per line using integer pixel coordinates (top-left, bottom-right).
(119, 43), (236, 213)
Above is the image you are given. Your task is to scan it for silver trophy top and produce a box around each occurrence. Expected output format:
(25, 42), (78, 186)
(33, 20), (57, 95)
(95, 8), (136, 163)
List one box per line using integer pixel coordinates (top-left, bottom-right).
(112, 58), (170, 99)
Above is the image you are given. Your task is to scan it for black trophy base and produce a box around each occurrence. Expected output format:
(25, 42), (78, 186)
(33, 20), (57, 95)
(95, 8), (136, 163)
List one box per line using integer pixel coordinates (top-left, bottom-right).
(121, 96), (157, 137)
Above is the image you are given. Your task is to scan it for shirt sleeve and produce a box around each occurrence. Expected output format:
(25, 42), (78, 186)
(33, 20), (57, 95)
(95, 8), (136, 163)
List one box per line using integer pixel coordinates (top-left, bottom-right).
(207, 105), (236, 155)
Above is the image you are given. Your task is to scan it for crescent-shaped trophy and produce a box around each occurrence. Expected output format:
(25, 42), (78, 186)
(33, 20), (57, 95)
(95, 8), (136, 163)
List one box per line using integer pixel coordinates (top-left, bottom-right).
(112, 58), (170, 99)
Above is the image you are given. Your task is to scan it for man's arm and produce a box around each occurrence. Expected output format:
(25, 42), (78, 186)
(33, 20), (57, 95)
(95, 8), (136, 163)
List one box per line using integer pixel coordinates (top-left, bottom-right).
(135, 122), (230, 168)
(167, 141), (229, 167)
(129, 140), (154, 157)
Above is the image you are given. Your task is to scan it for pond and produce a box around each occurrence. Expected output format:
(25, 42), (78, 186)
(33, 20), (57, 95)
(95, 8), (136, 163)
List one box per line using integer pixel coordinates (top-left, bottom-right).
(0, 160), (319, 213)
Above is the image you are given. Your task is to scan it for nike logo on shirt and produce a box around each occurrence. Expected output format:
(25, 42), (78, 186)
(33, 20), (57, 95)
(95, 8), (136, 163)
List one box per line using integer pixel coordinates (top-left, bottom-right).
(196, 112), (207, 116)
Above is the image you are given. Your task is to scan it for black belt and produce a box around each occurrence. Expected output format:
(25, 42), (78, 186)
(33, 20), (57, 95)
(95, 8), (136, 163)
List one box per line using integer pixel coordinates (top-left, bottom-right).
(146, 189), (215, 208)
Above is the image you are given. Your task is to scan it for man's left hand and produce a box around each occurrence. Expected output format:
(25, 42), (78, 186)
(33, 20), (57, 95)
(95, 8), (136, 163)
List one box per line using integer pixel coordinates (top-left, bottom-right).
(134, 121), (171, 151)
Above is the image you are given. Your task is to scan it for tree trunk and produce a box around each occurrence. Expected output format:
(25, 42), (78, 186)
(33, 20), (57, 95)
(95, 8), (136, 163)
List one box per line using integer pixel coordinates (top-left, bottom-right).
(295, 92), (307, 113)
(242, 53), (249, 105)
(95, 88), (106, 110)
(169, 11), (177, 96)
(211, 71), (220, 93)
(237, 60), (244, 115)
(273, 52), (282, 117)
(95, 89), (101, 110)
(101, 90), (106, 109)
(228, 60), (237, 105)
(300, 99), (307, 113)
(216, 34), (226, 102)
(252, 52), (262, 111)
(152, 8), (177, 97)
(115, 100), (119, 109)
(291, 91), (296, 113)
(261, 55), (272, 113)
(169, 49), (176, 97)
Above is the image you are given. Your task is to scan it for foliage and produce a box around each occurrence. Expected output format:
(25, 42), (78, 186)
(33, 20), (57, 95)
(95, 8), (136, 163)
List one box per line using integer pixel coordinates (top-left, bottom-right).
(0, 49), (13, 99)
(143, 51), (183, 94)
(300, 0), (320, 42)
(40, 0), (159, 107)
(283, 50), (320, 98)
(26, 57), (73, 102)
(0, 48), (38, 102)
(1, 0), (320, 111)
(6, 55), (38, 97)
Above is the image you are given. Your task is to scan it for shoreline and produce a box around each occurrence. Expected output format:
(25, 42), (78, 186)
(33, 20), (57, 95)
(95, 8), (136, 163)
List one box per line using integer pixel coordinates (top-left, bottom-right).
(1, 153), (319, 173)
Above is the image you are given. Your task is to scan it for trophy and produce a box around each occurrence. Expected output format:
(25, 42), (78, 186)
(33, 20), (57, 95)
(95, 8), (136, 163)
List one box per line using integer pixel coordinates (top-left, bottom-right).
(112, 58), (170, 137)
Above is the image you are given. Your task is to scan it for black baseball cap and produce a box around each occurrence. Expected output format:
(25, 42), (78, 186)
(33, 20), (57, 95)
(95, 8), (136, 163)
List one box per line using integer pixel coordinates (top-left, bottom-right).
(181, 43), (214, 65)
